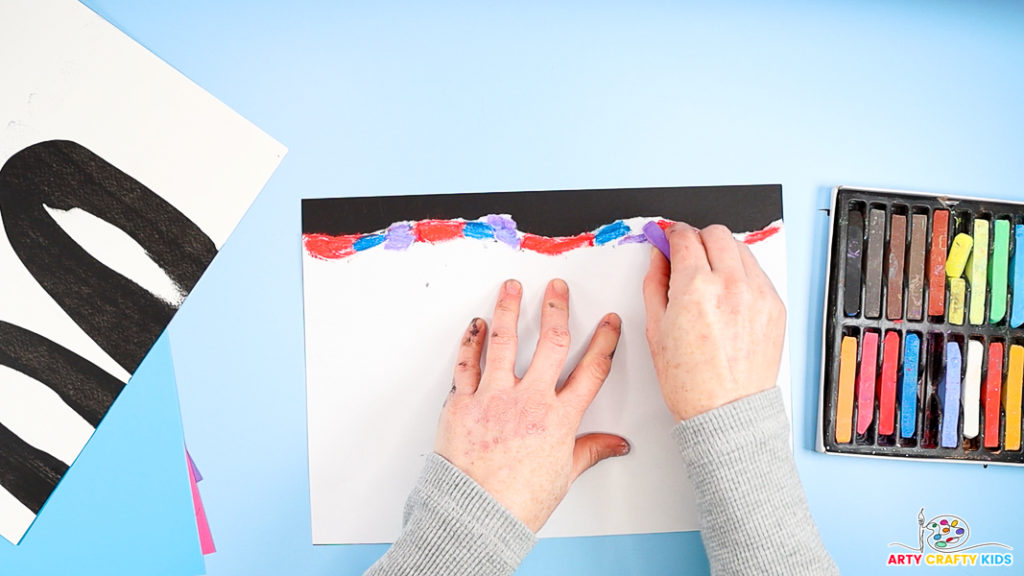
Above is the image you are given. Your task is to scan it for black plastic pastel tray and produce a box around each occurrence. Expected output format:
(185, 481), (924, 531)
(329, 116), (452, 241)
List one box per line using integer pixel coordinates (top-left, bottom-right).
(818, 186), (1024, 465)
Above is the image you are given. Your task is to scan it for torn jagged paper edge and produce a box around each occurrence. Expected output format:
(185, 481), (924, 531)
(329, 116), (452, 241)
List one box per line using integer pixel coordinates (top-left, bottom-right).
(302, 216), (783, 260)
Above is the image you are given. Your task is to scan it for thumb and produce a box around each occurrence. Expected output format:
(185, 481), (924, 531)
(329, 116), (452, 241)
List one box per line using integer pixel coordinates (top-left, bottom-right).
(570, 433), (630, 483)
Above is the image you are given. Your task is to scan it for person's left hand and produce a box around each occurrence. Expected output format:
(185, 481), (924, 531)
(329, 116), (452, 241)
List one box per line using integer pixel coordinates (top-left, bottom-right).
(434, 278), (630, 532)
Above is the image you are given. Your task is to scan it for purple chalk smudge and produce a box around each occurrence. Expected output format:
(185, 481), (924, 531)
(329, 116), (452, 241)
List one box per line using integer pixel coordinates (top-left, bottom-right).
(486, 214), (520, 248)
(642, 221), (670, 259)
(384, 222), (415, 250)
(617, 233), (647, 245)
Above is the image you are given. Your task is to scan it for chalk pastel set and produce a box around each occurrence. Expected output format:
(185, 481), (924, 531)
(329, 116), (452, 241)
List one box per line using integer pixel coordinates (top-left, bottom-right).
(818, 186), (1024, 465)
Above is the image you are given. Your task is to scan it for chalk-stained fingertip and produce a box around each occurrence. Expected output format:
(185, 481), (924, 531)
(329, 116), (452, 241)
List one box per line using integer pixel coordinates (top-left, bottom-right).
(600, 312), (622, 331)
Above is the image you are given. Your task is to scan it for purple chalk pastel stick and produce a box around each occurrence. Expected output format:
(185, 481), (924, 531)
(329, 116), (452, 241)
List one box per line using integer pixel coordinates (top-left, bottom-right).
(642, 221), (670, 259)
(940, 342), (962, 448)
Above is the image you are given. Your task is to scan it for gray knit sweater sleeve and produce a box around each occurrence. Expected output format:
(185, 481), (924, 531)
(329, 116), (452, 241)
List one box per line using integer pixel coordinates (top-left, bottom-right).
(367, 387), (836, 575)
(674, 387), (839, 575)
(364, 453), (536, 576)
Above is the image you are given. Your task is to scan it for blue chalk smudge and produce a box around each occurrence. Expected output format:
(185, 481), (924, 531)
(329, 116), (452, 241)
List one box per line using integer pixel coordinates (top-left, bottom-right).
(463, 221), (495, 240)
(594, 220), (629, 245)
(354, 233), (386, 251)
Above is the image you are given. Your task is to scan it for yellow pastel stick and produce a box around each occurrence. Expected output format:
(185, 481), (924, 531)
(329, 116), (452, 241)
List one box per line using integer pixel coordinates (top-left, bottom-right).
(836, 336), (858, 444)
(967, 220), (989, 325)
(948, 277), (966, 325)
(945, 232), (973, 278)
(1004, 345), (1023, 451)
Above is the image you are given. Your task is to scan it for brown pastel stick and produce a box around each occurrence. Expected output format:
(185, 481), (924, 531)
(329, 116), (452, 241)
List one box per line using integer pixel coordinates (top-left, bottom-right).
(886, 214), (907, 320)
(864, 208), (885, 319)
(928, 210), (949, 316)
(906, 214), (927, 320)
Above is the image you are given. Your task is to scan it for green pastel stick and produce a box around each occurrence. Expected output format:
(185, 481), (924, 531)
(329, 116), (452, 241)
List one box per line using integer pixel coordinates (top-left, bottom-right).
(990, 219), (1009, 323)
(967, 219), (988, 325)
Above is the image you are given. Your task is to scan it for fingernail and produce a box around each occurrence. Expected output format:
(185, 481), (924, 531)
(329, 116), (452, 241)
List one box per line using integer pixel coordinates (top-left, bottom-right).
(617, 440), (631, 456)
(601, 313), (621, 330)
(552, 278), (568, 295)
(505, 279), (521, 295)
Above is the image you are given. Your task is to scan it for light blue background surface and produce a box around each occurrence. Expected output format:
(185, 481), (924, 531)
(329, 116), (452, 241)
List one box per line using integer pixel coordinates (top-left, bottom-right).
(73, 1), (1024, 574)
(0, 336), (204, 576)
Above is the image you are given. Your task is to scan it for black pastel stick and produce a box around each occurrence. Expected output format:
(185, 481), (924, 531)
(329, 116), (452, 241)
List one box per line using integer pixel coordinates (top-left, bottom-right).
(864, 208), (886, 319)
(922, 333), (944, 449)
(844, 209), (864, 317)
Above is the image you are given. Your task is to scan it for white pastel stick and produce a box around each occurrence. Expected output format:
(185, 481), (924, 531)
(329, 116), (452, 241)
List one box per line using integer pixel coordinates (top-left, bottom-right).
(962, 339), (984, 439)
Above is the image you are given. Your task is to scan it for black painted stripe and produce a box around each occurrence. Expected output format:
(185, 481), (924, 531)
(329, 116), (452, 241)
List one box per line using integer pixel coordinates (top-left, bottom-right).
(0, 140), (217, 373)
(0, 423), (68, 514)
(0, 321), (123, 427)
(302, 185), (782, 237)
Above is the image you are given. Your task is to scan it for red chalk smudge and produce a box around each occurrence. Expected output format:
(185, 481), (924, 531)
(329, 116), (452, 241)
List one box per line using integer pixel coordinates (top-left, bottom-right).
(303, 233), (358, 260)
(520, 233), (595, 255)
(414, 219), (464, 243)
(742, 224), (781, 245)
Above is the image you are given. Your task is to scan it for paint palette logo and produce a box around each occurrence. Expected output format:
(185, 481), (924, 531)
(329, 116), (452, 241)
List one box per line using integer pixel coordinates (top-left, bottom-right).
(887, 508), (1014, 568)
(925, 515), (969, 551)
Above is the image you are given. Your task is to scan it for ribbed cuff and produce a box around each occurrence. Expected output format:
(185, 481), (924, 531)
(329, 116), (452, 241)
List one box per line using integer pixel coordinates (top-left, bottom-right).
(672, 388), (840, 576)
(672, 387), (789, 471)
(366, 454), (536, 576)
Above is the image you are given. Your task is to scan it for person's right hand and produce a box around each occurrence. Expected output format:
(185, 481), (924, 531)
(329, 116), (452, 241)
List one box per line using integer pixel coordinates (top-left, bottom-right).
(641, 223), (786, 421)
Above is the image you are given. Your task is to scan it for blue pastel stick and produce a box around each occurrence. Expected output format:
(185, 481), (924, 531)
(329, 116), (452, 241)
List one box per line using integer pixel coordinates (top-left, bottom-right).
(939, 341), (963, 448)
(1012, 224), (1024, 328)
(642, 221), (671, 259)
(900, 333), (921, 439)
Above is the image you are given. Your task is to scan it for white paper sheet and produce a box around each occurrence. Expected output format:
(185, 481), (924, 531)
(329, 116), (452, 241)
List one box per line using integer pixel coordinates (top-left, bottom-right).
(0, 0), (285, 544)
(303, 219), (789, 543)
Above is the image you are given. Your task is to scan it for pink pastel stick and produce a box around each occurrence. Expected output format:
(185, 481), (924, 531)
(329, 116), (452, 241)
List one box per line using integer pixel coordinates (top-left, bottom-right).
(857, 331), (879, 435)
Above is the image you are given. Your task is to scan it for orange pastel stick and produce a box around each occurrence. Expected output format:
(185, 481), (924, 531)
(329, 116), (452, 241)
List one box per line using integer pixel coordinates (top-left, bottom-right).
(836, 336), (858, 444)
(1005, 345), (1024, 451)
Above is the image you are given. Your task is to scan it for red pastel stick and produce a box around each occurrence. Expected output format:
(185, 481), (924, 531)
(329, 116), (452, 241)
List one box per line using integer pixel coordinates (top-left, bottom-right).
(856, 332), (879, 435)
(878, 331), (900, 435)
(927, 210), (949, 316)
(984, 342), (1004, 448)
